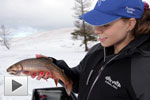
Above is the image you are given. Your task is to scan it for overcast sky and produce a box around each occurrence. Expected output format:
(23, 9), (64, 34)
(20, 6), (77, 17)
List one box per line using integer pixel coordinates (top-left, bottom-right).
(0, 0), (97, 37)
(0, 0), (149, 37)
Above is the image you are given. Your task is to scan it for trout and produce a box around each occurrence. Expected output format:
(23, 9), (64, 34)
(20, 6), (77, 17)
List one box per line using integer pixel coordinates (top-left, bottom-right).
(7, 57), (72, 95)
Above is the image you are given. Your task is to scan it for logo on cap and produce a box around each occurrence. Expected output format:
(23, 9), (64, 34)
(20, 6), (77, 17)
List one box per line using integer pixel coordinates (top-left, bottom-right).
(98, 0), (106, 7)
(125, 6), (135, 14)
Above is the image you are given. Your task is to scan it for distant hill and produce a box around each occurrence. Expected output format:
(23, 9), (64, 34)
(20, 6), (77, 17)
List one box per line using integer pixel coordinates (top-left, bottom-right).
(10, 27), (78, 49)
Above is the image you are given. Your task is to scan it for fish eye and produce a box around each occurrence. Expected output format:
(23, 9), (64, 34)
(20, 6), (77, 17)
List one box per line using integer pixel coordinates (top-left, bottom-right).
(9, 66), (13, 69)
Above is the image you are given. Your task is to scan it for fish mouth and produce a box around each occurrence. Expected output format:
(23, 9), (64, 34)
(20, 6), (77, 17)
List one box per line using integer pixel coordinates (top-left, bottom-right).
(7, 69), (18, 75)
(8, 70), (17, 75)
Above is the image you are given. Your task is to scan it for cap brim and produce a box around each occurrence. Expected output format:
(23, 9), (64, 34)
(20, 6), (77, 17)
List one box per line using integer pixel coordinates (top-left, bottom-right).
(80, 10), (121, 26)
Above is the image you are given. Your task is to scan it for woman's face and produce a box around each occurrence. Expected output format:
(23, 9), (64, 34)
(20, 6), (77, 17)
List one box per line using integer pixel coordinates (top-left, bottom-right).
(94, 18), (134, 48)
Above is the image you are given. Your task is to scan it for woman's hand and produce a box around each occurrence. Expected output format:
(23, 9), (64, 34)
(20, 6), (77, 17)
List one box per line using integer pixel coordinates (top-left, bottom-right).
(31, 54), (51, 80)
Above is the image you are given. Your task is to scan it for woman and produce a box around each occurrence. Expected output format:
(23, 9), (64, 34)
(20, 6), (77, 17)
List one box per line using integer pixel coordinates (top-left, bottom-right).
(33, 0), (150, 100)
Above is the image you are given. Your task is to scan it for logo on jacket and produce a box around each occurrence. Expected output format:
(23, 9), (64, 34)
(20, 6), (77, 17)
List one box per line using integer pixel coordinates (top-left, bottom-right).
(105, 76), (121, 89)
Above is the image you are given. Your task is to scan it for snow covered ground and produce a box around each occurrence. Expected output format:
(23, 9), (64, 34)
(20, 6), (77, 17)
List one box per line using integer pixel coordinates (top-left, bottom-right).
(0, 27), (98, 100)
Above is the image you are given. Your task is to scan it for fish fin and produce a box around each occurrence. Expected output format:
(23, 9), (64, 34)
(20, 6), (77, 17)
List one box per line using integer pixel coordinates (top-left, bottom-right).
(54, 78), (59, 86)
(31, 73), (36, 78)
(65, 79), (72, 96)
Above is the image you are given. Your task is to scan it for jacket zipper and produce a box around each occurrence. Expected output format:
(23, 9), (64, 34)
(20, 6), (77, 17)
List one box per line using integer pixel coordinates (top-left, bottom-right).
(86, 54), (120, 100)
(86, 47), (106, 86)
(86, 70), (94, 85)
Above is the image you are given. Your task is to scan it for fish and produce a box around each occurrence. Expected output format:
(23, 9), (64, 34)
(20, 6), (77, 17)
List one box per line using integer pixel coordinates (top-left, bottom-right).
(7, 57), (72, 95)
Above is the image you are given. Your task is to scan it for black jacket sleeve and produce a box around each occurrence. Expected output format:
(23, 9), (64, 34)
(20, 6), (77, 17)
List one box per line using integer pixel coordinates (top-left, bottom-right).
(50, 43), (102, 93)
(50, 57), (83, 93)
(131, 54), (150, 100)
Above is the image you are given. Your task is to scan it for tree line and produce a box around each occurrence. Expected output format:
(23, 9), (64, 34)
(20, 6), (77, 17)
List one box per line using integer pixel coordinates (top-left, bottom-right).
(0, 25), (10, 49)
(71, 0), (98, 51)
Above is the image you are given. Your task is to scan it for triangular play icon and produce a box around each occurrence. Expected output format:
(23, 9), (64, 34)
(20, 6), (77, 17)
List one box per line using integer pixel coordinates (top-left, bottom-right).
(12, 80), (22, 92)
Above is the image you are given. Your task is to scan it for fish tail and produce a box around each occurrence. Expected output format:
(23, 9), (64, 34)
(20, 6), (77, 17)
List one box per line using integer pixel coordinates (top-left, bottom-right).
(54, 78), (59, 86)
(65, 79), (72, 96)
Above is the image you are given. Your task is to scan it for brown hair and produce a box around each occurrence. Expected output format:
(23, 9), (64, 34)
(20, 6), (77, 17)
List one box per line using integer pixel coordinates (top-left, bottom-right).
(132, 9), (150, 37)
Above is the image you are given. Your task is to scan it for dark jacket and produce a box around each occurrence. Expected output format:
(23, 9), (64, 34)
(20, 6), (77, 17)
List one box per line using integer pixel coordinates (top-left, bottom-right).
(54, 34), (150, 100)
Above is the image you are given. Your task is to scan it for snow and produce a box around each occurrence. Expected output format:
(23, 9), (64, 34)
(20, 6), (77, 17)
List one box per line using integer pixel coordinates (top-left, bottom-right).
(0, 27), (98, 100)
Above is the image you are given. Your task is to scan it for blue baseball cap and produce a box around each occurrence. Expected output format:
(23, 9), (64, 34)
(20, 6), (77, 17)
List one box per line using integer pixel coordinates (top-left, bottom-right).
(80, 0), (145, 26)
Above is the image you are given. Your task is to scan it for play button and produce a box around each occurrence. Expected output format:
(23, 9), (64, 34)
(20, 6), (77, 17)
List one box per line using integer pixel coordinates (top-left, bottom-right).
(4, 76), (28, 96)
(12, 80), (22, 92)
